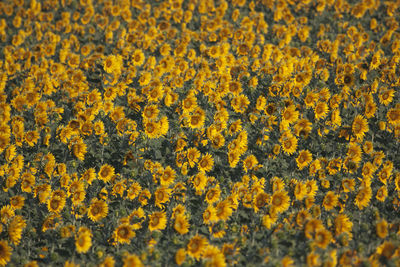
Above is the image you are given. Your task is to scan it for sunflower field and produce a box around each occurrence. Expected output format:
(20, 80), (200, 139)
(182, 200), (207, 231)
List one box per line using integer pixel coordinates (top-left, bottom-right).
(0, 0), (400, 266)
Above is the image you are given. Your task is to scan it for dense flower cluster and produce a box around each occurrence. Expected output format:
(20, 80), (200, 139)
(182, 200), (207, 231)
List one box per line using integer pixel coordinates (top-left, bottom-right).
(0, 0), (400, 266)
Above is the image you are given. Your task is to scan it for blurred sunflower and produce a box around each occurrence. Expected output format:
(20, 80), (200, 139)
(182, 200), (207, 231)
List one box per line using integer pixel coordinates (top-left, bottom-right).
(352, 115), (369, 140)
(270, 190), (290, 213)
(0, 240), (12, 266)
(98, 164), (115, 183)
(296, 150), (312, 170)
(174, 214), (190, 235)
(187, 235), (208, 260)
(355, 186), (372, 210)
(314, 229), (332, 249)
(280, 132), (298, 155)
(198, 153), (214, 173)
(114, 224), (135, 244)
(148, 211), (167, 231)
(88, 198), (108, 222)
(75, 228), (92, 253)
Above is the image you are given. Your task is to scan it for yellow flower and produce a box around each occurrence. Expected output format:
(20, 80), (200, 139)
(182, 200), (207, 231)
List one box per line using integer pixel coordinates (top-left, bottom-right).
(75, 227), (92, 253)
(160, 166), (176, 186)
(103, 54), (122, 74)
(175, 248), (186, 266)
(280, 132), (298, 155)
(0, 240), (12, 266)
(123, 254), (143, 267)
(355, 186), (372, 210)
(322, 191), (338, 211)
(262, 212), (278, 229)
(376, 219), (388, 239)
(114, 224), (135, 244)
(148, 211), (167, 231)
(132, 49), (145, 66)
(270, 190), (290, 214)
(296, 150), (312, 170)
(174, 214), (190, 235)
(198, 153), (214, 173)
(294, 181), (306, 201)
(203, 205), (217, 225)
(314, 101), (329, 121)
(387, 108), (400, 126)
(376, 186), (388, 202)
(334, 214), (353, 238)
(154, 187), (172, 208)
(379, 88), (395, 106)
(24, 130), (39, 147)
(352, 115), (369, 140)
(187, 235), (208, 260)
(98, 164), (115, 183)
(205, 185), (221, 205)
(314, 228), (332, 249)
(215, 200), (233, 221)
(88, 198), (108, 222)
(281, 104), (299, 126)
(47, 195), (66, 214)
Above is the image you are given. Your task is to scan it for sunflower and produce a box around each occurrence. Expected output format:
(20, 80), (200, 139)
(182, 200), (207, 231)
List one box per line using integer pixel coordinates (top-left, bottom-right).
(191, 172), (208, 195)
(216, 200), (233, 221)
(314, 229), (332, 249)
(20, 172), (35, 193)
(342, 178), (355, 192)
(0, 240), (12, 266)
(364, 101), (376, 118)
(72, 141), (87, 161)
(280, 132), (298, 155)
(186, 147), (200, 168)
(314, 101), (329, 121)
(148, 211), (167, 231)
(9, 195), (24, 210)
(142, 104), (159, 121)
(296, 210), (311, 227)
(294, 182), (306, 201)
(376, 186), (388, 202)
(334, 214), (353, 238)
(132, 49), (145, 66)
(182, 93), (198, 113)
(262, 212), (279, 229)
(188, 112), (205, 129)
(24, 130), (39, 146)
(296, 150), (312, 170)
(154, 187), (172, 208)
(98, 164), (115, 183)
(174, 214), (190, 235)
(114, 224), (135, 244)
(305, 180), (318, 198)
(387, 108), (400, 125)
(205, 186), (221, 205)
(47, 195), (66, 214)
(379, 89), (395, 106)
(160, 166), (176, 186)
(376, 219), (388, 239)
(323, 191), (338, 211)
(352, 115), (369, 140)
(81, 168), (96, 185)
(253, 191), (269, 212)
(354, 186), (372, 210)
(175, 248), (186, 266)
(281, 104), (299, 126)
(88, 199), (108, 222)
(198, 153), (214, 173)
(144, 121), (160, 139)
(203, 205), (218, 225)
(103, 54), (121, 74)
(270, 190), (290, 214)
(187, 235), (208, 260)
(75, 228), (92, 254)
